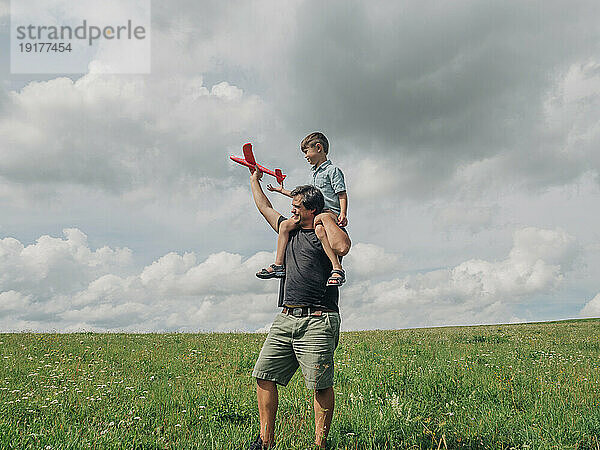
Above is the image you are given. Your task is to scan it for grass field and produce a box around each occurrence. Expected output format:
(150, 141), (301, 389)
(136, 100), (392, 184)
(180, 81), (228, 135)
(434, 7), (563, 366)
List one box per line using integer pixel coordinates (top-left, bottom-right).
(1, 318), (599, 449)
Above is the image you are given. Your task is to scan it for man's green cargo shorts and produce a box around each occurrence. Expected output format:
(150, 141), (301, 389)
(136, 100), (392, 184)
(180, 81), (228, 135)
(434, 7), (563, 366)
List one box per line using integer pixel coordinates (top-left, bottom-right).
(252, 311), (341, 390)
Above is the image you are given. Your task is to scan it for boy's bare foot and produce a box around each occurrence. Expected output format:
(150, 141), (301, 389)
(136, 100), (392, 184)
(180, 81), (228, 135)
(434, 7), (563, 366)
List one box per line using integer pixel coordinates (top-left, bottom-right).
(256, 264), (285, 279)
(326, 269), (345, 286)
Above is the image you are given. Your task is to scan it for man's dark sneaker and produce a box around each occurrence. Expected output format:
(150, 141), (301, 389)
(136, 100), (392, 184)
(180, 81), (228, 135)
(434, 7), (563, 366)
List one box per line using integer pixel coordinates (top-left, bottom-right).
(248, 434), (274, 449)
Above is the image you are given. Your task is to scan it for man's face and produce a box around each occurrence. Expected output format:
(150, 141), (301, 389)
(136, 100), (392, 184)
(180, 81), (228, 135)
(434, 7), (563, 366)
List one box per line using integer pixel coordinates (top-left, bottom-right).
(291, 194), (315, 228)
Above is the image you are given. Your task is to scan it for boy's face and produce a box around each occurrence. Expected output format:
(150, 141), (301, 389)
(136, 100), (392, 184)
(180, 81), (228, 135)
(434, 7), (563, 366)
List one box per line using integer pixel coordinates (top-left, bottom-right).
(301, 143), (323, 166)
(291, 194), (315, 228)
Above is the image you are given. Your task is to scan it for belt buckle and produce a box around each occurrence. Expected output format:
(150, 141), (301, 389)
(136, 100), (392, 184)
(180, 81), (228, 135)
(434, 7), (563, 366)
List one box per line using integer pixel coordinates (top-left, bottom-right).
(292, 308), (303, 317)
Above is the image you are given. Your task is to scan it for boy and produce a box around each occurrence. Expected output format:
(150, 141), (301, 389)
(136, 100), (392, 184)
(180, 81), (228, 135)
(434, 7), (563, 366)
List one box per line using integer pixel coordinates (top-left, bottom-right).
(256, 132), (349, 286)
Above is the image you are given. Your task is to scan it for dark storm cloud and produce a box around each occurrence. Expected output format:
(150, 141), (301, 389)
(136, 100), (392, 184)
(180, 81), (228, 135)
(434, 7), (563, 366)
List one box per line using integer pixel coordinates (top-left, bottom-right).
(4, 1), (597, 197)
(275, 1), (600, 190)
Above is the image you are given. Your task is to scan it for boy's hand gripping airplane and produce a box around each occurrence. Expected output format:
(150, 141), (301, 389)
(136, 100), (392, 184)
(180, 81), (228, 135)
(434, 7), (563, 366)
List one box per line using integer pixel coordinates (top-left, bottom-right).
(230, 143), (287, 185)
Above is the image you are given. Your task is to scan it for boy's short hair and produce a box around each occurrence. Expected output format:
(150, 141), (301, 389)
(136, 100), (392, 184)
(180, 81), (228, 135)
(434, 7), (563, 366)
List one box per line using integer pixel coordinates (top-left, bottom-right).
(291, 185), (325, 215)
(301, 132), (329, 155)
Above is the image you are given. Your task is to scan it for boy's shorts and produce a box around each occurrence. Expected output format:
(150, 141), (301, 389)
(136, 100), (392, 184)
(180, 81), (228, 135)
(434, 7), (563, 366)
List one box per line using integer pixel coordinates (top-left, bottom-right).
(252, 312), (341, 390)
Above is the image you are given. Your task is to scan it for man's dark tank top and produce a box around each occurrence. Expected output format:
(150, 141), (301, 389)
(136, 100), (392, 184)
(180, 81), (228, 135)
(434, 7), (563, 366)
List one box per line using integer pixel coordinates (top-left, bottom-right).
(276, 215), (340, 312)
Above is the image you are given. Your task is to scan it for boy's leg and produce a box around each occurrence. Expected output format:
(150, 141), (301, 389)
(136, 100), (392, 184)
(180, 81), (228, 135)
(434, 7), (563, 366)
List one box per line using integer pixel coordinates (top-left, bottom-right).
(314, 211), (348, 284)
(315, 223), (343, 273)
(314, 212), (350, 257)
(257, 218), (296, 278)
(274, 218), (296, 266)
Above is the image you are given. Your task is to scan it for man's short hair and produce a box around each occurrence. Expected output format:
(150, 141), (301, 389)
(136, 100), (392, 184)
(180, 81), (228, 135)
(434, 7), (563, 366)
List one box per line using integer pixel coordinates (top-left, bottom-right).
(301, 132), (329, 155)
(291, 185), (324, 215)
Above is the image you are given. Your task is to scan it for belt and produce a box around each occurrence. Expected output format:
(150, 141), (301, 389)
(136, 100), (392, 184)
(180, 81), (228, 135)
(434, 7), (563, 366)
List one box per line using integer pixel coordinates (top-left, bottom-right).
(282, 306), (335, 317)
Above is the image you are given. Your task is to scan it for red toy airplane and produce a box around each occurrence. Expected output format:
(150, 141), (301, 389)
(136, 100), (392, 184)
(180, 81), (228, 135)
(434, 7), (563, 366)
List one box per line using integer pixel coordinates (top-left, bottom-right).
(230, 143), (287, 185)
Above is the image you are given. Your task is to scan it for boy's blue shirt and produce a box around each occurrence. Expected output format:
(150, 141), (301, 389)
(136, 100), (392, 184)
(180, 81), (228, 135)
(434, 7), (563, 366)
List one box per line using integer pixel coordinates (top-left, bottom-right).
(311, 159), (346, 215)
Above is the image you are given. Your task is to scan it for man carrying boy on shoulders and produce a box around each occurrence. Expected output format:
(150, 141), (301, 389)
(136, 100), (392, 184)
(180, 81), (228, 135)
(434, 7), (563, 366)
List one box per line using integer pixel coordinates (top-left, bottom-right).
(248, 167), (350, 449)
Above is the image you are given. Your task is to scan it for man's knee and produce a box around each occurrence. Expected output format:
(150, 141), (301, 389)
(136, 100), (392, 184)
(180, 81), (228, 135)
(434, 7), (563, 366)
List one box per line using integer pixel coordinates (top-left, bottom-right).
(314, 212), (333, 225)
(315, 223), (326, 240)
(315, 386), (333, 395)
(280, 218), (296, 233)
(256, 378), (277, 390)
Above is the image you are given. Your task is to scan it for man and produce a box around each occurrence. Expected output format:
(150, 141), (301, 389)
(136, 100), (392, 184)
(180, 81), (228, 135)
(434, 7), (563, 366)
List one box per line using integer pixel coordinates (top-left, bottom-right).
(249, 168), (351, 449)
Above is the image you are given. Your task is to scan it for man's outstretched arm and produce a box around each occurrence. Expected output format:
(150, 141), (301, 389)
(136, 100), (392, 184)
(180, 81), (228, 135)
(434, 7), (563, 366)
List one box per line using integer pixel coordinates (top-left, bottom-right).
(251, 169), (283, 233)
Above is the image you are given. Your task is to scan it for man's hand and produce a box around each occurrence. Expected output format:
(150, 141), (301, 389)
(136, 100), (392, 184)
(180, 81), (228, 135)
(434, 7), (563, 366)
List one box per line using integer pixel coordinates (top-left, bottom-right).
(337, 213), (348, 227)
(250, 167), (263, 182)
(266, 183), (283, 193)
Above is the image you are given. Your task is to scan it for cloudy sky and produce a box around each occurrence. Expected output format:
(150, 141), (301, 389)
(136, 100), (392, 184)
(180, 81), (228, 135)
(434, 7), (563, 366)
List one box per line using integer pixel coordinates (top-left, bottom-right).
(1, 0), (599, 332)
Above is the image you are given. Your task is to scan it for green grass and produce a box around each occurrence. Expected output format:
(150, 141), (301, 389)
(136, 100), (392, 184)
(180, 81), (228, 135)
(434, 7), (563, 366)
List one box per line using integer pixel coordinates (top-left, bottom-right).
(1, 319), (600, 449)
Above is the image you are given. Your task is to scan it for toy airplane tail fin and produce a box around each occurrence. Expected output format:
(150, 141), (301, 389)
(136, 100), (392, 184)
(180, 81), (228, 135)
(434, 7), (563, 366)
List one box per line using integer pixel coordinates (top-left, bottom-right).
(275, 169), (286, 185)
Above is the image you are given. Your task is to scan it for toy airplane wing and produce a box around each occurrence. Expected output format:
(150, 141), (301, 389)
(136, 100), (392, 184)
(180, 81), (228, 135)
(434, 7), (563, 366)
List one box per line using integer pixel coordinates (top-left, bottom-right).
(242, 143), (256, 165)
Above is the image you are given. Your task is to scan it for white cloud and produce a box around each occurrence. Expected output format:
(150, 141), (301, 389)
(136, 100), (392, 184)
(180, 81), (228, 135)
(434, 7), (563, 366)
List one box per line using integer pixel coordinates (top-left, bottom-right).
(0, 228), (132, 296)
(542, 60), (600, 170)
(0, 227), (579, 332)
(343, 243), (399, 281)
(0, 290), (32, 313)
(210, 82), (243, 100)
(341, 227), (578, 330)
(0, 73), (269, 194)
(344, 157), (398, 202)
(0, 228), (280, 332)
(580, 293), (600, 318)
(508, 227), (577, 272)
